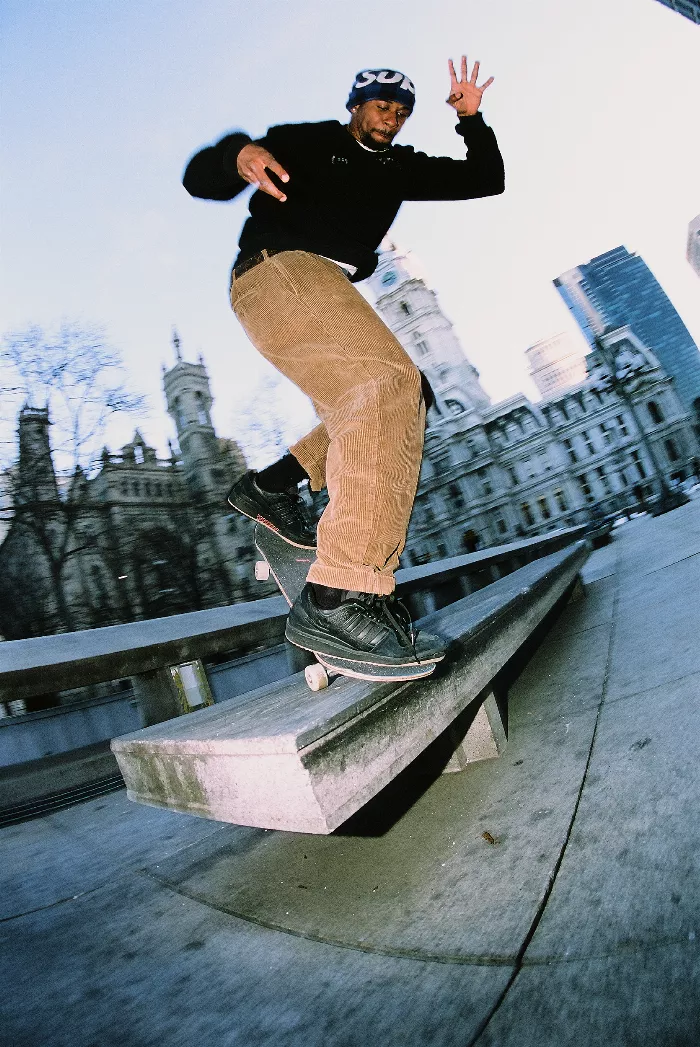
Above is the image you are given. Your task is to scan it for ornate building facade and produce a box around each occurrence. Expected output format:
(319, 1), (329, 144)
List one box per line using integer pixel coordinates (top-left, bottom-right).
(0, 336), (258, 640)
(368, 245), (700, 566)
(3, 248), (700, 638)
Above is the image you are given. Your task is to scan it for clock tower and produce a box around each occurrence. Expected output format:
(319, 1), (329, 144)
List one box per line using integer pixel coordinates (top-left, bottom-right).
(367, 241), (490, 419)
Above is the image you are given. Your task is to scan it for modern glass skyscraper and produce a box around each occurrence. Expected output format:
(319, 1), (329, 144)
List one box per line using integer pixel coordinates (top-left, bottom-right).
(654, 0), (700, 25)
(554, 246), (700, 415)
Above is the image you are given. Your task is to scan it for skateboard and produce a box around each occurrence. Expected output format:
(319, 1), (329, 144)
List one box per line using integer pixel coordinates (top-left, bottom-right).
(253, 524), (435, 691)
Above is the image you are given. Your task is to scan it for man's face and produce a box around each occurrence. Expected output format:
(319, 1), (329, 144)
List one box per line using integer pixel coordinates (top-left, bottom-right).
(349, 99), (411, 149)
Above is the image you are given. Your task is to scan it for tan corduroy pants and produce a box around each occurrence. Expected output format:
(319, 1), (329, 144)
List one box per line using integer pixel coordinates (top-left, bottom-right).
(230, 250), (425, 595)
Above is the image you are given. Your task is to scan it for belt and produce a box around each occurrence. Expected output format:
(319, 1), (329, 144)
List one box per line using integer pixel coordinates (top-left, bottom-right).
(232, 247), (285, 281)
(232, 247), (354, 283)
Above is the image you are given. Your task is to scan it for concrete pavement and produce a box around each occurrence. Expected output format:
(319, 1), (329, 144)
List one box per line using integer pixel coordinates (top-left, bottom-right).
(2, 500), (699, 1046)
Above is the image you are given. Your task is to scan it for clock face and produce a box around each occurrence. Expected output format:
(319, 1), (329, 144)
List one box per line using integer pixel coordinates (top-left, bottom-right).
(381, 269), (398, 286)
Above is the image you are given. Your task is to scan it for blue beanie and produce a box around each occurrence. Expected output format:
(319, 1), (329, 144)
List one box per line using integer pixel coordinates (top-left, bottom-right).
(346, 69), (416, 112)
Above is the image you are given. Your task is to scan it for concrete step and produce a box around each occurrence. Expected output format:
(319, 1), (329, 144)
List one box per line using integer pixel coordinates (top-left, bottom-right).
(111, 541), (588, 834)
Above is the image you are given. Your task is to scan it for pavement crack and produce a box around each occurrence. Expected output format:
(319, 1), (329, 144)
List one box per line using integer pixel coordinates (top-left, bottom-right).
(469, 549), (621, 1045)
(0, 883), (105, 923)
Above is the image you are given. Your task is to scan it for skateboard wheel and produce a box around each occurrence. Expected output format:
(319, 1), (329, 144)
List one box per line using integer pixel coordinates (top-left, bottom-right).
(254, 560), (270, 581)
(305, 662), (329, 691)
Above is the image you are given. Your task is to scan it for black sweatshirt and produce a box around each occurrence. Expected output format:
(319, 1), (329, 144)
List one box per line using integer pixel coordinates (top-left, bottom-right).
(182, 113), (504, 282)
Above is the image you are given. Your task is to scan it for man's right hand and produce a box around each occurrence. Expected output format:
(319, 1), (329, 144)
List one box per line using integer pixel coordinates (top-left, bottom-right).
(236, 143), (290, 202)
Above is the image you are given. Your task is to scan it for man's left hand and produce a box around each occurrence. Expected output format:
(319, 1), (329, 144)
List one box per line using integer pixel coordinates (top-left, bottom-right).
(446, 56), (494, 117)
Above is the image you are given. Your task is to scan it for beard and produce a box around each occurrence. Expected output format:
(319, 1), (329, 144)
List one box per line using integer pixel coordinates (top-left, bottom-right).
(358, 127), (393, 150)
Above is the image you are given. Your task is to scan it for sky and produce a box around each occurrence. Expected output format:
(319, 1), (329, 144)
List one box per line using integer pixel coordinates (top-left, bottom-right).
(1, 0), (699, 465)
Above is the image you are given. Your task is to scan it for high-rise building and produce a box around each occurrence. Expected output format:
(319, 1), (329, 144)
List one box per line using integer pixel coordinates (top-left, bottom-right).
(525, 332), (588, 397)
(554, 246), (700, 417)
(687, 215), (700, 278)
(654, 0), (700, 24)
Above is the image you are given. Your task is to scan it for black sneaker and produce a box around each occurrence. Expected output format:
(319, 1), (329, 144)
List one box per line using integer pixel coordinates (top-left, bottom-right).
(286, 584), (446, 667)
(227, 471), (317, 549)
(386, 594), (446, 662)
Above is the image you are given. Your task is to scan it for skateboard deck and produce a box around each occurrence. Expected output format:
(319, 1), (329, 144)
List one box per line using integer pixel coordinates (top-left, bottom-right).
(253, 525), (434, 690)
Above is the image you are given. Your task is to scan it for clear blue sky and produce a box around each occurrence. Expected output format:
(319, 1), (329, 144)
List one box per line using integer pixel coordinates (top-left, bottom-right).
(1, 0), (699, 461)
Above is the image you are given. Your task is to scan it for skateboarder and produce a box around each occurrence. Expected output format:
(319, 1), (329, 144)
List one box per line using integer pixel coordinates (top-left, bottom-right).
(183, 56), (504, 669)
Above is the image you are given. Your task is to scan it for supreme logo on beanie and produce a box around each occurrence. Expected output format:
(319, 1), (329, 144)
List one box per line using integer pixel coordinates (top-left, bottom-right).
(346, 69), (416, 112)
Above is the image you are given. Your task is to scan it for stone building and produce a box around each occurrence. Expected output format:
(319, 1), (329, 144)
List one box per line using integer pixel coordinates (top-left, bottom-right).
(3, 247), (699, 638)
(367, 245), (700, 566)
(0, 336), (257, 640)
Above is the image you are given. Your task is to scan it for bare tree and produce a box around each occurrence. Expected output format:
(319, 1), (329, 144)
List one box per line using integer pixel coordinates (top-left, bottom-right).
(229, 370), (319, 471)
(1, 320), (146, 473)
(0, 321), (148, 636)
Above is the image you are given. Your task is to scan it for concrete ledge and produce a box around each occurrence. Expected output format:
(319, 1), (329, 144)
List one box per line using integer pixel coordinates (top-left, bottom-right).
(112, 541), (588, 834)
(0, 597), (288, 702)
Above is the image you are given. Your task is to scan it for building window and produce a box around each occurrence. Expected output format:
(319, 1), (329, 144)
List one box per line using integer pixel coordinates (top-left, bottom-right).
(617, 414), (630, 438)
(582, 430), (596, 455)
(577, 474), (593, 501)
(478, 467), (493, 495)
(415, 339), (429, 356)
(521, 502), (535, 527)
(132, 481), (141, 497)
(448, 483), (465, 509)
(134, 445), (144, 464)
(400, 301), (412, 316)
(144, 480), (152, 497)
(648, 400), (664, 425)
(506, 465), (518, 486)
(496, 518), (508, 535)
(596, 467), (612, 494)
(562, 439), (578, 463)
(195, 392), (209, 426)
(120, 479), (128, 496)
(521, 456), (535, 478)
(599, 423), (612, 446)
(537, 496), (552, 520)
(665, 438), (680, 462)
(445, 398), (464, 415)
(522, 413), (536, 433)
(631, 450), (647, 479)
(554, 489), (568, 512)
(155, 482), (162, 497)
(173, 396), (186, 430)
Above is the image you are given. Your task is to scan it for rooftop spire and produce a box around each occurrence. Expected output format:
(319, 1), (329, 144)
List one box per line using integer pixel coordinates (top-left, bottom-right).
(172, 327), (182, 362)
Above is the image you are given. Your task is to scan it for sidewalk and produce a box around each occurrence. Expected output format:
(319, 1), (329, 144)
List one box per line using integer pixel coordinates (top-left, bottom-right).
(2, 500), (699, 1046)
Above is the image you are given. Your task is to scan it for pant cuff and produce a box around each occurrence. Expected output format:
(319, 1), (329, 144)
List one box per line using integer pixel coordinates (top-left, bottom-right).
(307, 562), (395, 596)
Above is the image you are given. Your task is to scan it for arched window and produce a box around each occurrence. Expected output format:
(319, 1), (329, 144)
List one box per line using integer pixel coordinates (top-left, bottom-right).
(195, 391), (209, 426)
(173, 396), (186, 430)
(445, 398), (464, 415)
(399, 301), (412, 316)
(134, 445), (144, 464)
(647, 400), (664, 425)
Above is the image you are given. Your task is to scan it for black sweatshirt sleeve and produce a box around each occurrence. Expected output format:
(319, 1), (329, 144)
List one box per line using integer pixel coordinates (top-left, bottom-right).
(182, 131), (253, 201)
(398, 112), (505, 202)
